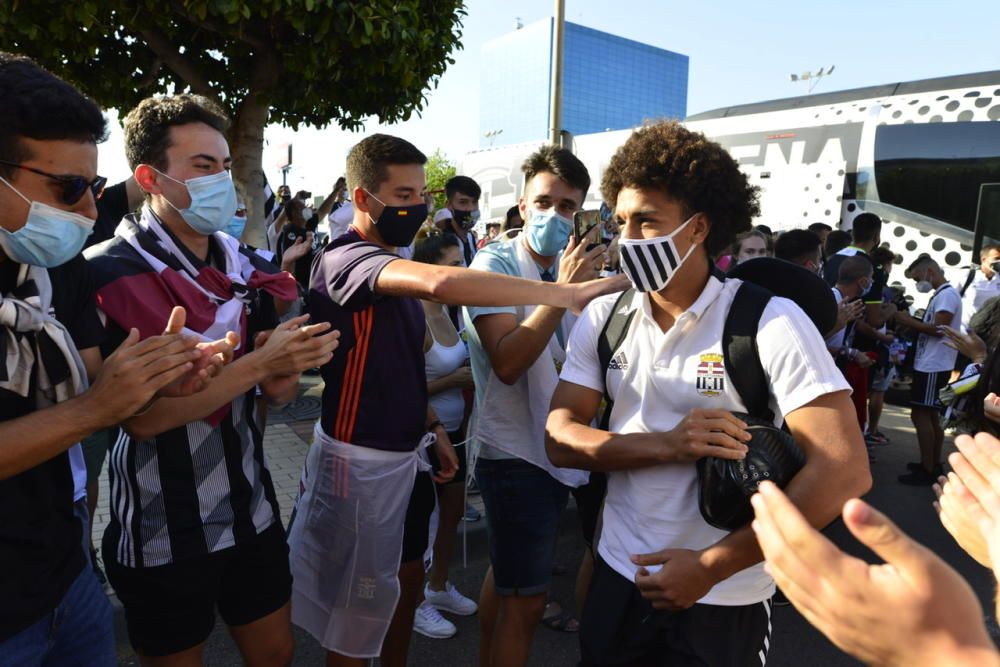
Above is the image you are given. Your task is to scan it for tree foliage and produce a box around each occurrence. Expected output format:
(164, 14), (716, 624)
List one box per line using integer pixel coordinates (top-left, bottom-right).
(0, 0), (465, 130)
(424, 149), (456, 211)
(0, 0), (466, 242)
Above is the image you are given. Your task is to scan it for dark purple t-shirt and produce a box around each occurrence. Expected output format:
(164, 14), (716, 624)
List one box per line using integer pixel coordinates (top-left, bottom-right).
(307, 228), (428, 451)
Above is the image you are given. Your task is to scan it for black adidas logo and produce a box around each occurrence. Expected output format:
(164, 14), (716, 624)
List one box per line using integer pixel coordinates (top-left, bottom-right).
(608, 350), (629, 371)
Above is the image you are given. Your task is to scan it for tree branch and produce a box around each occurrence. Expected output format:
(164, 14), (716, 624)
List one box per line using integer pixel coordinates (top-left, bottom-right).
(138, 58), (163, 89)
(167, 1), (270, 51)
(138, 27), (221, 103)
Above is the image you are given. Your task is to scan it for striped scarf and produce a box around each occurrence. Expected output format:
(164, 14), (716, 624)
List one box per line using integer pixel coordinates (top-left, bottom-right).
(96, 207), (297, 424)
(0, 261), (87, 404)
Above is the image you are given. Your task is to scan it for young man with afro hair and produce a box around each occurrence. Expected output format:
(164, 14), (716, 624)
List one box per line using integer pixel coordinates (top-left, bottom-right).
(545, 121), (871, 666)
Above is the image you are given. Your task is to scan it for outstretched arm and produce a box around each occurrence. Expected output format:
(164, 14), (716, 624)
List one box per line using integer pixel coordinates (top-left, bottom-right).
(375, 258), (629, 313)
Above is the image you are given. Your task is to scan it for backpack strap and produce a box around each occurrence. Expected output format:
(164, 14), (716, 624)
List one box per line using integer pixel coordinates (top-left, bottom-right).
(960, 266), (977, 298)
(722, 281), (774, 422)
(596, 288), (636, 430)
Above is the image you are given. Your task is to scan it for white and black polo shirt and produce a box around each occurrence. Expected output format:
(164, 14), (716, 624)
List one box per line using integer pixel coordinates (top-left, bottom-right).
(559, 274), (849, 606)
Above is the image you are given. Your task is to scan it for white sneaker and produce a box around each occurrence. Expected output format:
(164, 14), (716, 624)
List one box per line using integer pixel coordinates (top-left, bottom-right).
(424, 582), (478, 616)
(413, 601), (457, 639)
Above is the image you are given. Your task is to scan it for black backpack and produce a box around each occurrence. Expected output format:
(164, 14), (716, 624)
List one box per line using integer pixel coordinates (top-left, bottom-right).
(597, 259), (837, 425)
(596, 279), (778, 428)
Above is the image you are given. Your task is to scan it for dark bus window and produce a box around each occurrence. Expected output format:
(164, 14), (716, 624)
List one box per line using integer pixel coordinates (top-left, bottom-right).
(874, 122), (1000, 233)
(977, 183), (1000, 249)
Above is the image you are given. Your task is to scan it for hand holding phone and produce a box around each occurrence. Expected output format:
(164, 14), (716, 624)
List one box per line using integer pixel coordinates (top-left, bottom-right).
(573, 210), (603, 252)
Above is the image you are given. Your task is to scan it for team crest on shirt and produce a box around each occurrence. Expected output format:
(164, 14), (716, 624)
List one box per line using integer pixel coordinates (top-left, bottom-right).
(696, 353), (725, 397)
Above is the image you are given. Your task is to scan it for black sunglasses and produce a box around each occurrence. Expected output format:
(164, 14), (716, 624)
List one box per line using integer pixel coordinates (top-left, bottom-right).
(0, 160), (107, 205)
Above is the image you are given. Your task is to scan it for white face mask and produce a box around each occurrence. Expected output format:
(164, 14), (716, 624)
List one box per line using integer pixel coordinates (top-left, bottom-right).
(915, 280), (933, 294)
(302, 207), (314, 220)
(618, 214), (698, 293)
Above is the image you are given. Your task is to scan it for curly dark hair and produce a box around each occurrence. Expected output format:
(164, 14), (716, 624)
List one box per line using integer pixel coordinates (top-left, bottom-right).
(0, 52), (107, 179)
(601, 121), (759, 256)
(123, 94), (229, 171)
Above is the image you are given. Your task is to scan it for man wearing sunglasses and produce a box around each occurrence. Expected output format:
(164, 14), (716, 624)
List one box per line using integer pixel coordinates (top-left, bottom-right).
(0, 53), (225, 666)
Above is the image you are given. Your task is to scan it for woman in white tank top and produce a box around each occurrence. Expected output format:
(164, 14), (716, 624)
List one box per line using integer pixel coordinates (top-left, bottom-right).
(413, 234), (479, 630)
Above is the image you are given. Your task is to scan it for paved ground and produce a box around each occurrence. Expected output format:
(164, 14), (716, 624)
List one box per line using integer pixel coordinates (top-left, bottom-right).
(93, 384), (1000, 666)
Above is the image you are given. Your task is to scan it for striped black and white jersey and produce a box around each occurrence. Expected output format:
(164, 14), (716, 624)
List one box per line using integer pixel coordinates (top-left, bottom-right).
(85, 213), (289, 568)
(105, 391), (280, 567)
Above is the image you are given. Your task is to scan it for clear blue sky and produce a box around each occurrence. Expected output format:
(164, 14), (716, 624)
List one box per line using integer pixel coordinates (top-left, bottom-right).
(98, 0), (1000, 194)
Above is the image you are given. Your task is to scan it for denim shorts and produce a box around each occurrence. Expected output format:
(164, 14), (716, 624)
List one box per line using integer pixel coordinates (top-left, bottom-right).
(475, 457), (569, 596)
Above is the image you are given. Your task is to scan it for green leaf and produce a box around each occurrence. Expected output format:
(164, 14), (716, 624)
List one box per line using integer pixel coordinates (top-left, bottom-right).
(0, 0), (468, 235)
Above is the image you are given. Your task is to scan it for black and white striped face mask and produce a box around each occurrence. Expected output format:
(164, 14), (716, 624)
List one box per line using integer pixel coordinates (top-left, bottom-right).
(618, 214), (698, 293)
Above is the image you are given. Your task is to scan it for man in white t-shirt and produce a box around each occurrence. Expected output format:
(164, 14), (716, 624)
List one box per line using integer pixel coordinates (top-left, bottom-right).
(545, 121), (871, 666)
(894, 255), (963, 484)
(959, 244), (1000, 332)
(464, 146), (606, 667)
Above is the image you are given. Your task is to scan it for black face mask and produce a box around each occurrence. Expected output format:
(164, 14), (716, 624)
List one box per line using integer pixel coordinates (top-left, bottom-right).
(991, 260), (1000, 276)
(452, 209), (480, 231)
(366, 190), (427, 247)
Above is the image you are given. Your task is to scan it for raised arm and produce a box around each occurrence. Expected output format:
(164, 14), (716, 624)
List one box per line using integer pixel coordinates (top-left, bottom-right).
(375, 258), (629, 312)
(474, 239), (607, 384)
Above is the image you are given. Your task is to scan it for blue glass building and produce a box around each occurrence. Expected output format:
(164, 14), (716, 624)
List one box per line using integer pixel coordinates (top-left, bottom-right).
(479, 19), (688, 148)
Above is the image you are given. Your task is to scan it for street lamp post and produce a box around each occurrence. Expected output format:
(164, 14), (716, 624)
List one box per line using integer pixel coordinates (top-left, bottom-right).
(484, 129), (504, 147)
(548, 0), (565, 146)
(789, 65), (836, 94)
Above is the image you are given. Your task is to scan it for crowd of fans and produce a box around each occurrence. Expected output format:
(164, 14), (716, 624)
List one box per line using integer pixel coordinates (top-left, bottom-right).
(3, 49), (1000, 667)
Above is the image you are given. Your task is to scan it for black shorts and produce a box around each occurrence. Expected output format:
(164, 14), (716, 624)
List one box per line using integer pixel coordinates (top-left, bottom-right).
(571, 472), (607, 550)
(81, 427), (117, 486)
(104, 521), (291, 657)
(401, 470), (435, 563)
(426, 431), (468, 486)
(911, 370), (949, 409)
(580, 557), (772, 667)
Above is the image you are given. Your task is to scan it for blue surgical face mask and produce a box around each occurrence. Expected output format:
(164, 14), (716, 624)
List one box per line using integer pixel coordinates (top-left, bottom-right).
(525, 208), (572, 257)
(157, 169), (238, 236)
(0, 175), (94, 267)
(224, 215), (247, 240)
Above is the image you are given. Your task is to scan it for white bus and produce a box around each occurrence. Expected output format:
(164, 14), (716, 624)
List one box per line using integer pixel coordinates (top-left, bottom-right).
(462, 69), (1000, 304)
